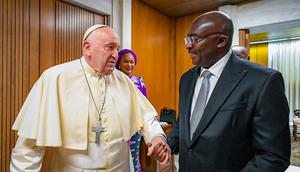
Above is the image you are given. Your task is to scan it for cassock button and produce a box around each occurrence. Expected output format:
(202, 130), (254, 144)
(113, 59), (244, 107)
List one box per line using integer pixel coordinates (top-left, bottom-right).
(188, 149), (192, 153)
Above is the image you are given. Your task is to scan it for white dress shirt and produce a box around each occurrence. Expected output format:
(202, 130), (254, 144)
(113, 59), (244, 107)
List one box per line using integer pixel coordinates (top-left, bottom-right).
(190, 50), (232, 120)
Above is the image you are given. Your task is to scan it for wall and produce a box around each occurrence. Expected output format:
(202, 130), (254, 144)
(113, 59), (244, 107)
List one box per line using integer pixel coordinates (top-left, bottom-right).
(237, 0), (300, 29)
(131, 1), (212, 115)
(174, 13), (202, 111)
(132, 0), (176, 112)
(63, 0), (112, 15)
(0, 0), (39, 171)
(0, 0), (109, 171)
(132, 5), (213, 113)
(219, 0), (300, 46)
(250, 43), (268, 67)
(65, 0), (132, 49)
(120, 0), (132, 49)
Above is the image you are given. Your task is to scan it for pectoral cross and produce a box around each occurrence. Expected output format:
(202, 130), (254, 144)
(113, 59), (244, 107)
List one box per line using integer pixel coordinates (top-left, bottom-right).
(92, 121), (107, 144)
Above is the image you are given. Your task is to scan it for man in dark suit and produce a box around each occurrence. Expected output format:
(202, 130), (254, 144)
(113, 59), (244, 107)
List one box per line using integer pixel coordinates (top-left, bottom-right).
(167, 11), (290, 172)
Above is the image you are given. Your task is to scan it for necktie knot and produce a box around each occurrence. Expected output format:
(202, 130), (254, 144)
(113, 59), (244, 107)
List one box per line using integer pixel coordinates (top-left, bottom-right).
(202, 70), (212, 79)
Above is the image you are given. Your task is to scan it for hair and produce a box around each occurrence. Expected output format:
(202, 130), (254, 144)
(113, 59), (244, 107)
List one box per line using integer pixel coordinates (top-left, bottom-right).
(116, 49), (137, 69)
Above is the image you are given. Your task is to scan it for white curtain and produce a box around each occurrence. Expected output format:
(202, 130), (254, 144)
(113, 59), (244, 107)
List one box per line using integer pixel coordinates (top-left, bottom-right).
(268, 39), (300, 121)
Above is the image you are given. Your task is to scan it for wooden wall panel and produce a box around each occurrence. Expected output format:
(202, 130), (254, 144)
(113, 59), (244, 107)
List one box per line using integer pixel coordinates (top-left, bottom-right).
(1, 0), (107, 171)
(132, 0), (175, 113)
(239, 29), (250, 54)
(0, 0), (40, 171)
(40, 0), (106, 72)
(0, 0), (2, 169)
(40, 0), (55, 73)
(174, 12), (205, 113)
(55, 1), (105, 65)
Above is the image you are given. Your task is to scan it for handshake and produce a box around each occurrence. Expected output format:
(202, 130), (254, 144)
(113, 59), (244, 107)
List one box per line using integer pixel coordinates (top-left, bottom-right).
(146, 136), (172, 165)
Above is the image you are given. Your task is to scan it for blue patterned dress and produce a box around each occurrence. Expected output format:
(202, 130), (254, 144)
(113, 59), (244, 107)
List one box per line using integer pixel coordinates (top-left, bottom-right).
(128, 75), (147, 172)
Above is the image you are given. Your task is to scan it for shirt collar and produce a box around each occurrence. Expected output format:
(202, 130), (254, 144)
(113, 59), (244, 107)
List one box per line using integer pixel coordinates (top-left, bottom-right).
(200, 50), (232, 78)
(80, 56), (103, 77)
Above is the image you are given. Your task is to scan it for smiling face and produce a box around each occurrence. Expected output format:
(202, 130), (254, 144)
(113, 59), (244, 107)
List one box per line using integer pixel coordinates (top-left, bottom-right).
(119, 53), (136, 76)
(186, 26), (221, 68)
(185, 11), (233, 68)
(83, 27), (120, 75)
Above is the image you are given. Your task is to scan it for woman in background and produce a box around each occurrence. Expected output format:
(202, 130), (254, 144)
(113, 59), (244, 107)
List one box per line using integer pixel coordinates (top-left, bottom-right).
(117, 49), (146, 172)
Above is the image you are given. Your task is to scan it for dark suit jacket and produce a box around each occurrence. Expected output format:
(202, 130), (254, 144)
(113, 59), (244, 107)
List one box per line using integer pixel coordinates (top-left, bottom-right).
(167, 54), (290, 172)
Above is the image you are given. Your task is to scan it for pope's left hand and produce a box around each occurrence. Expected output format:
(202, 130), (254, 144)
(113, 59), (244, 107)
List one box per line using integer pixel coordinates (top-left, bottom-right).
(147, 136), (172, 165)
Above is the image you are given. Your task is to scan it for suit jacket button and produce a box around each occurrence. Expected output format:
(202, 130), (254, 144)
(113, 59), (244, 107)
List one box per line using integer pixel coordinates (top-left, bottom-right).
(188, 149), (192, 153)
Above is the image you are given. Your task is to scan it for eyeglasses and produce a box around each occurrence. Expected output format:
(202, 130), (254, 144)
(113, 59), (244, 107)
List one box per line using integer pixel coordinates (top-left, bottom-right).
(184, 32), (225, 46)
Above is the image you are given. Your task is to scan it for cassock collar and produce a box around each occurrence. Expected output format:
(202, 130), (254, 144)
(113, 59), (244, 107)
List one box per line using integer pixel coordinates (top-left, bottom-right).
(80, 56), (103, 78)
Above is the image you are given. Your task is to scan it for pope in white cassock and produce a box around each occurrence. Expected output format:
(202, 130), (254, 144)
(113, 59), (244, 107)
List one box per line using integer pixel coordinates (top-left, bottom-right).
(10, 24), (171, 171)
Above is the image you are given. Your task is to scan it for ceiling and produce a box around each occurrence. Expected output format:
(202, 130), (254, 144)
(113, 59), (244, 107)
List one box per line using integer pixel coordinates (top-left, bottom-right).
(141, 0), (300, 42)
(141, 0), (255, 17)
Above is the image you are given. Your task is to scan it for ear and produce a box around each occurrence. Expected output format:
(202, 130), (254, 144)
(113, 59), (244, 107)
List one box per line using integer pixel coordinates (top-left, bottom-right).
(82, 41), (92, 56)
(82, 41), (91, 50)
(216, 35), (229, 48)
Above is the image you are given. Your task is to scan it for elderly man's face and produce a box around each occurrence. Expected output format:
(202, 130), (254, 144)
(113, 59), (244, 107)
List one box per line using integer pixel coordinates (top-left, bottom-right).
(86, 28), (120, 75)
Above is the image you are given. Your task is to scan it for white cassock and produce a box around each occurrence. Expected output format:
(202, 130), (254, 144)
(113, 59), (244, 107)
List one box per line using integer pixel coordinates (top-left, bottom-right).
(10, 57), (165, 172)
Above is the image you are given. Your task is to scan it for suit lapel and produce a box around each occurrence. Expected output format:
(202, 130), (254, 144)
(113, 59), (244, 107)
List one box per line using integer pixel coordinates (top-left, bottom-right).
(190, 55), (247, 145)
(182, 67), (199, 145)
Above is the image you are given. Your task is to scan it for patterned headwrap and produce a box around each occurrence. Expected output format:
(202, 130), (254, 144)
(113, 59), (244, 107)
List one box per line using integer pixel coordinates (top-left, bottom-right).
(116, 49), (137, 69)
